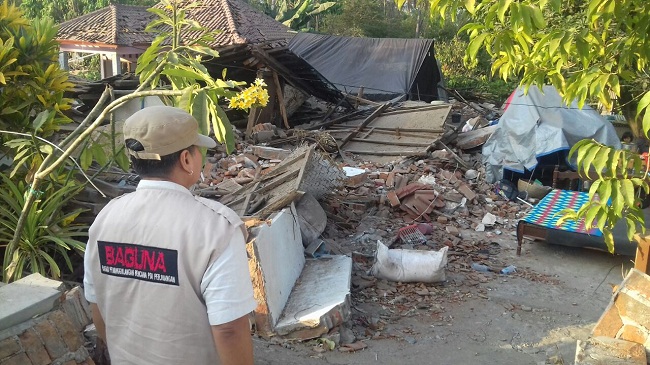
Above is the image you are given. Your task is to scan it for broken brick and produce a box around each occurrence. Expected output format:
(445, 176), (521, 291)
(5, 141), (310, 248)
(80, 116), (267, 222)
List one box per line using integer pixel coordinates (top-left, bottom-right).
(395, 183), (427, 199)
(446, 226), (459, 236)
(345, 172), (368, 188)
(386, 172), (395, 187)
(457, 184), (477, 201)
(387, 191), (401, 207)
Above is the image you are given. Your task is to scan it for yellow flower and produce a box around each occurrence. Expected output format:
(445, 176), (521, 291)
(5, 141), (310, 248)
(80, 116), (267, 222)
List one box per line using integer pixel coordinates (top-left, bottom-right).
(228, 79), (270, 110)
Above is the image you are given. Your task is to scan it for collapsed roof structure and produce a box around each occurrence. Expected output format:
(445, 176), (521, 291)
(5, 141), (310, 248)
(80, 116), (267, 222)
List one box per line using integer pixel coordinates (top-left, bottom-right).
(288, 33), (447, 103)
(56, 0), (345, 108)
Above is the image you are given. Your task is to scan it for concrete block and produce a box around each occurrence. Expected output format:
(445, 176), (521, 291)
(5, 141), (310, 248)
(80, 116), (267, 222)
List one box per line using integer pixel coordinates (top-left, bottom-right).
(1, 353), (30, 365)
(251, 146), (291, 160)
(575, 336), (646, 364)
(61, 287), (92, 332)
(275, 255), (352, 340)
(33, 319), (67, 359)
(295, 194), (327, 247)
(592, 298), (623, 337)
(0, 337), (21, 358)
(48, 310), (83, 350)
(248, 205), (305, 333)
(14, 273), (65, 291)
(616, 291), (650, 330)
(0, 274), (64, 331)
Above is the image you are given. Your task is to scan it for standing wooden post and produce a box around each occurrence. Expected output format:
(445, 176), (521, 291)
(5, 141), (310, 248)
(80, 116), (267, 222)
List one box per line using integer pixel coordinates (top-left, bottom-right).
(635, 234), (650, 274)
(354, 87), (365, 109)
(246, 70), (264, 138)
(246, 107), (258, 138)
(272, 71), (290, 129)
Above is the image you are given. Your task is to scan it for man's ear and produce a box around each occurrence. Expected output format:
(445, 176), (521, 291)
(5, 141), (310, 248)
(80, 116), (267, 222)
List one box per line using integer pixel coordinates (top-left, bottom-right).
(178, 149), (193, 173)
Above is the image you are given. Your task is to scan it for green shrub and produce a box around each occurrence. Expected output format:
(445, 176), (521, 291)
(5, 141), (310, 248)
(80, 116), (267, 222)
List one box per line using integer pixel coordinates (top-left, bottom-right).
(0, 173), (87, 282)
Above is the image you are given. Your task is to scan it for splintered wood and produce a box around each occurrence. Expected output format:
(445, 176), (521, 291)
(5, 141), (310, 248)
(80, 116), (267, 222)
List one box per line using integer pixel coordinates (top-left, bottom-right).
(327, 103), (452, 163)
(220, 145), (344, 218)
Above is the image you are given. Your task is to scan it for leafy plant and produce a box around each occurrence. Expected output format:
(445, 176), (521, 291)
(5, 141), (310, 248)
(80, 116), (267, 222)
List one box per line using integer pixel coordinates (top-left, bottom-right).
(4, 0), (268, 282)
(137, 0), (251, 153)
(0, 173), (87, 281)
(0, 1), (74, 140)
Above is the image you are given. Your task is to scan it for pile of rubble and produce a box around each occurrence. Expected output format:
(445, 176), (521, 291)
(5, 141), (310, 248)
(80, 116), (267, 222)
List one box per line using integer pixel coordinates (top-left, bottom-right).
(77, 98), (569, 353)
(138, 99), (568, 349)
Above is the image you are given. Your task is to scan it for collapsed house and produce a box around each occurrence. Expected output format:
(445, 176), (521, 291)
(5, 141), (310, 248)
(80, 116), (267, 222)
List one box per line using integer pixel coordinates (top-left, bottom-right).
(288, 33), (447, 103)
(56, 0), (347, 128)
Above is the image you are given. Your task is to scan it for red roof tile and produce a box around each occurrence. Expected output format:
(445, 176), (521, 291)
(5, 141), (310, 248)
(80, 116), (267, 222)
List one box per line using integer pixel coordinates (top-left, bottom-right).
(57, 4), (154, 46)
(155, 0), (294, 48)
(57, 0), (294, 48)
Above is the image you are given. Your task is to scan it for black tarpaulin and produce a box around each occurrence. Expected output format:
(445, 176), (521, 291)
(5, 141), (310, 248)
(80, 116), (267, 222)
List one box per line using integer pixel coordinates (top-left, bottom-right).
(288, 33), (444, 102)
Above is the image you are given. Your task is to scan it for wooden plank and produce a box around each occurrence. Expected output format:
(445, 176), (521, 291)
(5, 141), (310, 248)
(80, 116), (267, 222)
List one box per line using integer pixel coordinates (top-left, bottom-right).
(456, 125), (498, 150)
(329, 126), (444, 134)
(252, 47), (317, 97)
(339, 103), (390, 148)
(344, 149), (428, 156)
(239, 182), (260, 216)
(272, 71), (290, 130)
(382, 104), (450, 116)
(349, 138), (430, 147)
(354, 87), (365, 109)
(303, 109), (367, 130)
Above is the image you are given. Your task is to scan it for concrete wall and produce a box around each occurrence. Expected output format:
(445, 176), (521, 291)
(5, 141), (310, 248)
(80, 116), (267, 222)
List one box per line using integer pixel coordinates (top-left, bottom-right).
(0, 276), (94, 365)
(592, 269), (650, 358)
(247, 204), (305, 333)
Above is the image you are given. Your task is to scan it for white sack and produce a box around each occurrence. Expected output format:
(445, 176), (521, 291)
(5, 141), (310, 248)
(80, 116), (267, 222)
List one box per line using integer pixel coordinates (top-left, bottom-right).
(371, 241), (448, 283)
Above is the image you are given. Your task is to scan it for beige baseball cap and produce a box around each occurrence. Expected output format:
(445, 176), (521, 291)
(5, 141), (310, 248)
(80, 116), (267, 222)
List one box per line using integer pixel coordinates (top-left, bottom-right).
(123, 106), (217, 160)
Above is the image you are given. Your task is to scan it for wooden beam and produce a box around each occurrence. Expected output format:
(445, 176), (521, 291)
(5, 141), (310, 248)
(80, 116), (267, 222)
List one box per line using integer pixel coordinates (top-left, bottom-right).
(320, 97), (347, 123)
(635, 235), (650, 275)
(346, 93), (381, 107)
(252, 47), (316, 97)
(344, 149), (428, 156)
(329, 126), (444, 134)
(354, 87), (364, 109)
(273, 71), (290, 129)
(381, 104), (450, 116)
(349, 138), (430, 147)
(246, 107), (258, 138)
(303, 109), (367, 130)
(339, 103), (390, 148)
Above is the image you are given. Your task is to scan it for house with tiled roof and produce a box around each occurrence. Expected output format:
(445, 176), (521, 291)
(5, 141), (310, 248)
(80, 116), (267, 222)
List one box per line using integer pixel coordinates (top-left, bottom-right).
(56, 0), (295, 79)
(56, 0), (346, 124)
(57, 4), (154, 78)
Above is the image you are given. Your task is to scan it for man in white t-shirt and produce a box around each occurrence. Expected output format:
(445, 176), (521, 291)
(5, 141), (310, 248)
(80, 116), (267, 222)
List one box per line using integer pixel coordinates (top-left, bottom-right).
(84, 106), (256, 365)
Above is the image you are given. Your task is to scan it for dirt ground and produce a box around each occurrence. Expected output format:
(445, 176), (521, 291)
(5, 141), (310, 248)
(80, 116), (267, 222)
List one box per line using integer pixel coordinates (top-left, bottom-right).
(252, 225), (633, 365)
